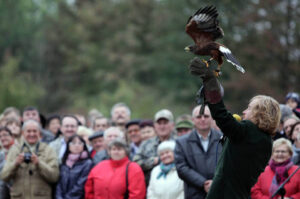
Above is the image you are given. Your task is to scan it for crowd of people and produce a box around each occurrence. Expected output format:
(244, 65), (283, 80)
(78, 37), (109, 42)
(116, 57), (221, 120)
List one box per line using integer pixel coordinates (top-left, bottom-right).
(0, 91), (299, 199)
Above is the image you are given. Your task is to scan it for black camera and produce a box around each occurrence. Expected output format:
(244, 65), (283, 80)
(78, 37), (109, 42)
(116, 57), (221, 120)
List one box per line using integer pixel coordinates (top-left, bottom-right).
(24, 152), (32, 164)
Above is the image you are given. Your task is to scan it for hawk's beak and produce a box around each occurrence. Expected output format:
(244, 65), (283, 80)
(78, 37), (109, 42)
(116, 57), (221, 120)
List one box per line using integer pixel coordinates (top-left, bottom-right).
(184, 47), (190, 52)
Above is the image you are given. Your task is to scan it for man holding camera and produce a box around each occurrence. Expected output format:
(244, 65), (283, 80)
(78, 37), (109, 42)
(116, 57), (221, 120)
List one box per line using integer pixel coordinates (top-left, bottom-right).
(1, 120), (59, 199)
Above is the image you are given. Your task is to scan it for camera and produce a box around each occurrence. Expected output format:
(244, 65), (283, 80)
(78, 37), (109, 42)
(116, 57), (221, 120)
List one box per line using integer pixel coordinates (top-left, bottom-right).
(24, 152), (32, 164)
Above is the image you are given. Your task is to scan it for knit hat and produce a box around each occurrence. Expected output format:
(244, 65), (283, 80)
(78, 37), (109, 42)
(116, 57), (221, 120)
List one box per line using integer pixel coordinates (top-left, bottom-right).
(285, 92), (300, 108)
(157, 141), (176, 154)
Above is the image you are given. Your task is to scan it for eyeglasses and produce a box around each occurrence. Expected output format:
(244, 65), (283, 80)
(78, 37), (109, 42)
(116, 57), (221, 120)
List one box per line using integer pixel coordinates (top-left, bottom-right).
(274, 150), (289, 154)
(70, 142), (84, 146)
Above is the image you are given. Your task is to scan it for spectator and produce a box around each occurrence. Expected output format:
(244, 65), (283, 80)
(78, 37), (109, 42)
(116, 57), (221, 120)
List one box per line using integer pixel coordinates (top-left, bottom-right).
(46, 114), (61, 138)
(2, 107), (21, 122)
(22, 106), (54, 143)
(111, 102), (131, 133)
(133, 109), (176, 185)
(125, 119), (143, 159)
(0, 127), (15, 199)
(93, 116), (110, 132)
(285, 92), (300, 118)
(88, 131), (104, 158)
(175, 105), (222, 199)
(251, 138), (300, 198)
(291, 121), (300, 165)
(93, 127), (125, 165)
(56, 135), (93, 199)
(49, 115), (79, 163)
(77, 126), (93, 148)
(5, 117), (22, 144)
(139, 120), (156, 141)
(175, 119), (194, 137)
(283, 115), (299, 141)
(1, 120), (59, 199)
(273, 104), (293, 140)
(87, 109), (102, 129)
(147, 141), (184, 199)
(85, 139), (146, 199)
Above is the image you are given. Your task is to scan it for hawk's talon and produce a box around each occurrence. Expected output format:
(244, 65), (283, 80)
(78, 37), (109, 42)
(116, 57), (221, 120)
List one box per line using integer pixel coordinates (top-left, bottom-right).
(202, 59), (210, 68)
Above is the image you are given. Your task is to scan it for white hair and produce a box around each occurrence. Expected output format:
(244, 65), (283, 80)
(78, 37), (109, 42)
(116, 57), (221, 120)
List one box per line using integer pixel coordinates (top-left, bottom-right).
(104, 127), (124, 139)
(22, 119), (42, 132)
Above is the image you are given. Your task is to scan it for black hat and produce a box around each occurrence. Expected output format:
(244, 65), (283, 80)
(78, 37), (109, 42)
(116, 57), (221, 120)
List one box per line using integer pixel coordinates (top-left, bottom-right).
(125, 119), (141, 129)
(88, 131), (104, 141)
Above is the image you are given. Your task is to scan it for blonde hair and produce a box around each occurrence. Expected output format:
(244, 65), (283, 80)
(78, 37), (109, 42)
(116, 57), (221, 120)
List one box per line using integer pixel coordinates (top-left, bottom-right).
(273, 138), (293, 156)
(250, 95), (280, 136)
(77, 126), (93, 137)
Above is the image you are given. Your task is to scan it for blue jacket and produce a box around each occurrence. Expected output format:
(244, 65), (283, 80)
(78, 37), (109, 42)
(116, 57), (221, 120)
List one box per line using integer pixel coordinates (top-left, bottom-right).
(56, 158), (93, 199)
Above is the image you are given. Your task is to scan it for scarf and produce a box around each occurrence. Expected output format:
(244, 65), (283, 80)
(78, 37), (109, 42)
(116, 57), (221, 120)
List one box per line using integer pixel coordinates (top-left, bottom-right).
(156, 162), (175, 179)
(66, 151), (88, 168)
(269, 158), (293, 197)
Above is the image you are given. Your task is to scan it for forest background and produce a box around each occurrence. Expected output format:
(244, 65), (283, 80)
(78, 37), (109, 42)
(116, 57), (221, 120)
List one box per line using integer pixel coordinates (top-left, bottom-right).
(0, 0), (299, 119)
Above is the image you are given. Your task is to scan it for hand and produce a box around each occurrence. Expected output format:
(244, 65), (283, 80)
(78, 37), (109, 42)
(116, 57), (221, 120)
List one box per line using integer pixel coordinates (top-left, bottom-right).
(204, 180), (213, 193)
(15, 153), (24, 166)
(189, 57), (222, 104)
(31, 153), (39, 165)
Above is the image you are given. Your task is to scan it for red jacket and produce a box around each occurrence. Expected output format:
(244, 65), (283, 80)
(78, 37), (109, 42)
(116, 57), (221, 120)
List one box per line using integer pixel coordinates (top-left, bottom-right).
(85, 157), (146, 199)
(251, 165), (300, 199)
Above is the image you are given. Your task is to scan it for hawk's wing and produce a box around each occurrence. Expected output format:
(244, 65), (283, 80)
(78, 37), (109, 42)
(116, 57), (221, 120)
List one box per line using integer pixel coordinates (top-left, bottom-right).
(186, 6), (224, 48)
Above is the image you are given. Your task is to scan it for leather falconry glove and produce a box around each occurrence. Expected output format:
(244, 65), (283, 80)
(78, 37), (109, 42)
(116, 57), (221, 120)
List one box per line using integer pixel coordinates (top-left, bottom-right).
(189, 57), (222, 104)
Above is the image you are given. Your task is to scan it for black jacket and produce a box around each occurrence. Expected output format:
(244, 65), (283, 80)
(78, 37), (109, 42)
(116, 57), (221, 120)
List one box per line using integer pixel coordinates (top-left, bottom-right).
(175, 129), (222, 199)
(56, 158), (93, 199)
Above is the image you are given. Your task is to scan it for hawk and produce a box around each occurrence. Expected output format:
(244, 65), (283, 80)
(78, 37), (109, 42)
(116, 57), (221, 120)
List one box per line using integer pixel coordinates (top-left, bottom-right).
(184, 6), (245, 74)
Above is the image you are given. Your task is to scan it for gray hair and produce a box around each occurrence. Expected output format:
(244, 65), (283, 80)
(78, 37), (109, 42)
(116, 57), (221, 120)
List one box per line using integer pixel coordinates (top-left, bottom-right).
(104, 127), (124, 139)
(110, 102), (131, 117)
(22, 119), (42, 132)
(273, 138), (293, 156)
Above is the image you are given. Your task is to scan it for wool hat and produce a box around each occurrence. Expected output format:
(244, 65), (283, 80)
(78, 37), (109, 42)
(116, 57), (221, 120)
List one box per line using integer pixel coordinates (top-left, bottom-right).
(154, 109), (174, 122)
(157, 141), (176, 154)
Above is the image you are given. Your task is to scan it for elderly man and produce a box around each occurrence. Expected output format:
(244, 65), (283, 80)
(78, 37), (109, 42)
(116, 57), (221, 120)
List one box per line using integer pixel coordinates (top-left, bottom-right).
(88, 131), (104, 158)
(92, 116), (110, 132)
(22, 106), (54, 143)
(93, 127), (125, 165)
(1, 120), (59, 199)
(175, 105), (222, 199)
(125, 119), (143, 159)
(133, 109), (176, 184)
(111, 102), (131, 132)
(49, 115), (79, 163)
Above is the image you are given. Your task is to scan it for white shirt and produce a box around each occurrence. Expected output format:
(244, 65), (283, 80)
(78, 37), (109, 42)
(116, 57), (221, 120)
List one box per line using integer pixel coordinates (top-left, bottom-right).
(197, 131), (211, 152)
(59, 138), (67, 159)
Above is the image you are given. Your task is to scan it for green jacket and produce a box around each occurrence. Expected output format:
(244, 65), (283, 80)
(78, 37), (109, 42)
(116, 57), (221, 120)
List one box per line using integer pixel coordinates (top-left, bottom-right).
(1, 141), (59, 199)
(206, 100), (272, 199)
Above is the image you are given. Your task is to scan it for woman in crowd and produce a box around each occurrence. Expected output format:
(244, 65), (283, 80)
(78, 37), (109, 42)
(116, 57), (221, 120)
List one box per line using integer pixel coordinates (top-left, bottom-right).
(291, 122), (300, 165)
(46, 114), (61, 139)
(56, 134), (93, 199)
(0, 127), (15, 199)
(1, 120), (59, 199)
(85, 139), (146, 199)
(251, 138), (300, 198)
(147, 141), (184, 199)
(5, 117), (22, 144)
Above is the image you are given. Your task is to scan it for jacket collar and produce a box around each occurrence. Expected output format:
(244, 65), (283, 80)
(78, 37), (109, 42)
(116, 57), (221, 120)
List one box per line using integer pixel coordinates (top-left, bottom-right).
(110, 156), (129, 168)
(188, 129), (220, 143)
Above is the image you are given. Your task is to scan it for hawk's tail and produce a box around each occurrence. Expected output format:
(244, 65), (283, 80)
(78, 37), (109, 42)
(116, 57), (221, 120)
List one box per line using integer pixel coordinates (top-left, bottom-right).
(219, 46), (245, 73)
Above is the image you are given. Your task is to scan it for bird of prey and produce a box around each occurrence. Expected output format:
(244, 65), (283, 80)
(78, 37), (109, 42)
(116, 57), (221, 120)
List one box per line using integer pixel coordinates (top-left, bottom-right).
(184, 5), (245, 74)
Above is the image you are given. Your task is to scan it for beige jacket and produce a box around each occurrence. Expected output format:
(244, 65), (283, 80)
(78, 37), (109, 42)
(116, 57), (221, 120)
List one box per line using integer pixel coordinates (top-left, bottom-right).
(1, 141), (59, 199)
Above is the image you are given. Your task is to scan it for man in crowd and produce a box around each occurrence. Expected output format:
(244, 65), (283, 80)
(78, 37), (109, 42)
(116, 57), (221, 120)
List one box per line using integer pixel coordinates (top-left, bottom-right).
(49, 115), (79, 163)
(125, 119), (143, 159)
(133, 109), (176, 184)
(93, 127), (125, 165)
(1, 120), (59, 199)
(89, 131), (104, 158)
(175, 119), (194, 137)
(175, 105), (222, 199)
(111, 103), (131, 132)
(93, 116), (110, 132)
(22, 106), (54, 143)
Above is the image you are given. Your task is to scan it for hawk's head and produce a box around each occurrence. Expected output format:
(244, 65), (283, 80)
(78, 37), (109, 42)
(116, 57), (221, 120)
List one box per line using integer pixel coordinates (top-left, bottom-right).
(184, 44), (198, 53)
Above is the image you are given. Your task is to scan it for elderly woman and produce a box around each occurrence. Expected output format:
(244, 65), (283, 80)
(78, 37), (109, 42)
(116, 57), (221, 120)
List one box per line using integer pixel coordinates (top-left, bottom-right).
(1, 120), (59, 199)
(251, 138), (300, 199)
(147, 141), (184, 199)
(291, 121), (300, 165)
(85, 139), (146, 199)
